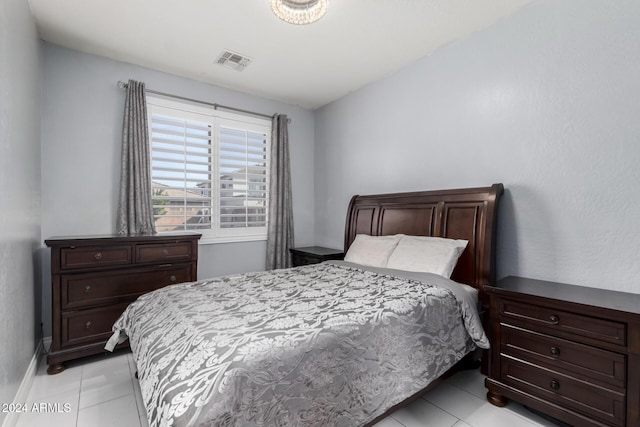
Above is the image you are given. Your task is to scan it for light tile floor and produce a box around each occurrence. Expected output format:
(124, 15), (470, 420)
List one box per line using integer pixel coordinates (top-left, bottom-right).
(15, 350), (567, 427)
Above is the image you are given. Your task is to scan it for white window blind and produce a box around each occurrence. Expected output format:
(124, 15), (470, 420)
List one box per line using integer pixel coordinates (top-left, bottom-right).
(219, 126), (268, 230)
(147, 96), (270, 243)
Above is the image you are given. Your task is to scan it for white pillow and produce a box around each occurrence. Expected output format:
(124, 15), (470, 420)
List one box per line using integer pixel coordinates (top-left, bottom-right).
(386, 235), (468, 278)
(344, 234), (401, 268)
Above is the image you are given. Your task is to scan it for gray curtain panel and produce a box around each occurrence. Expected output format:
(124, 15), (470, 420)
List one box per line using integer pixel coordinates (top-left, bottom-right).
(116, 79), (156, 236)
(266, 114), (294, 269)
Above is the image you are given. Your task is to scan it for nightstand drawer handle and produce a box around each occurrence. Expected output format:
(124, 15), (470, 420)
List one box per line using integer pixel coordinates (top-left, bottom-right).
(550, 380), (560, 391)
(550, 346), (560, 357)
(170, 275), (177, 282)
(94, 252), (103, 260)
(85, 321), (93, 329)
(549, 315), (559, 325)
(84, 285), (92, 293)
(163, 249), (169, 255)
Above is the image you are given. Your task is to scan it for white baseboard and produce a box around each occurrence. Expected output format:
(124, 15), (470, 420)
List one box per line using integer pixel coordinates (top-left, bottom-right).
(1, 339), (44, 427)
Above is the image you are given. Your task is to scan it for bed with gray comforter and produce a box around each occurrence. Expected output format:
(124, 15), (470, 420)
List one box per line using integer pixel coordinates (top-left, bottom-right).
(106, 261), (489, 427)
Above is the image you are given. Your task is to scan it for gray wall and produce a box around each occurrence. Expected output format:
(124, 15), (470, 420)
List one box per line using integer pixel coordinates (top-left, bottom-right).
(41, 44), (316, 335)
(0, 0), (43, 419)
(314, 0), (640, 293)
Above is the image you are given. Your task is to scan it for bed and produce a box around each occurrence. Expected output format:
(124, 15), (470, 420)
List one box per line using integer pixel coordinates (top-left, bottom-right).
(106, 183), (503, 427)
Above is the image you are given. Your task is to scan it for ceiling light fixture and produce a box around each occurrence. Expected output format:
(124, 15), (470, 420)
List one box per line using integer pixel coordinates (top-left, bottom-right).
(270, 0), (327, 25)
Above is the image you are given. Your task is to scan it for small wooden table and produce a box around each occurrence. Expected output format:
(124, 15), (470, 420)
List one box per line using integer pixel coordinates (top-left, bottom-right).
(485, 276), (640, 427)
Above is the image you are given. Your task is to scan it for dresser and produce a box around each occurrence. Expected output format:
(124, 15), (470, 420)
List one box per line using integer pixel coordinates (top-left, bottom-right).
(45, 233), (201, 374)
(290, 246), (344, 266)
(485, 276), (640, 427)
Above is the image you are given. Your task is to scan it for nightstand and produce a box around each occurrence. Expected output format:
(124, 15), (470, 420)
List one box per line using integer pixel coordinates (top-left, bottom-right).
(485, 276), (640, 427)
(290, 246), (344, 266)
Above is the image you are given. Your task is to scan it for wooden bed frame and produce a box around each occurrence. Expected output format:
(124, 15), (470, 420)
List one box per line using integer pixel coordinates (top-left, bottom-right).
(117, 184), (504, 427)
(347, 183), (504, 427)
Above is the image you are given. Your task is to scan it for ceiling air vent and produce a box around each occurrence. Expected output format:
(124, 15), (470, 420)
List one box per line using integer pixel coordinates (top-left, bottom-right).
(216, 50), (252, 71)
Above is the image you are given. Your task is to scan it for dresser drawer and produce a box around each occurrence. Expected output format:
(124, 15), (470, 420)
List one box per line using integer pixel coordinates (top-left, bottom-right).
(501, 324), (626, 389)
(500, 299), (626, 347)
(61, 303), (130, 348)
(61, 265), (191, 309)
(501, 356), (625, 427)
(136, 241), (193, 263)
(60, 245), (132, 270)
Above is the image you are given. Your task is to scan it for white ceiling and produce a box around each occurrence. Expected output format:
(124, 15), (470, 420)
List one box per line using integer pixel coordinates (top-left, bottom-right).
(27, 0), (535, 109)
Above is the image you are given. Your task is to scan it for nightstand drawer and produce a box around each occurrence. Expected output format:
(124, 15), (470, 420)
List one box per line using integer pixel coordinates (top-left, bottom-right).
(501, 324), (626, 389)
(292, 252), (321, 266)
(136, 241), (194, 263)
(61, 265), (191, 309)
(500, 299), (626, 347)
(60, 245), (132, 270)
(290, 246), (344, 267)
(501, 356), (625, 427)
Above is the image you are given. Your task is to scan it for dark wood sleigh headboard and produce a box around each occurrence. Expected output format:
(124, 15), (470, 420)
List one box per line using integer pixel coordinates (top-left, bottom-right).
(344, 184), (504, 299)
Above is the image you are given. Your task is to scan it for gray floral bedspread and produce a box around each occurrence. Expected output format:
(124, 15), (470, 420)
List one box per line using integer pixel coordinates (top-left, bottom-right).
(105, 261), (488, 427)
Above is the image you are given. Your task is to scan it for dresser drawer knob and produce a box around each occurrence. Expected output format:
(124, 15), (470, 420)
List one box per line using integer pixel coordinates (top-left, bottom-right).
(85, 321), (93, 329)
(550, 379), (560, 391)
(550, 346), (560, 357)
(170, 275), (177, 282)
(84, 285), (92, 293)
(163, 249), (169, 255)
(549, 315), (559, 325)
(94, 252), (103, 260)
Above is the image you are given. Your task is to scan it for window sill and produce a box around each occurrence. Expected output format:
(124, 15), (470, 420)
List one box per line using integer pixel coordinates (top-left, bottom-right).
(198, 235), (267, 245)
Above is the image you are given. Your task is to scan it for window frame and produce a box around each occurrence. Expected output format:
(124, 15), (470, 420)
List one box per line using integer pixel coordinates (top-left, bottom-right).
(147, 95), (271, 244)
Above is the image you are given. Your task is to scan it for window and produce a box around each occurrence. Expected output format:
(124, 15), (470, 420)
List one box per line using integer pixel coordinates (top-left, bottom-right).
(147, 96), (271, 243)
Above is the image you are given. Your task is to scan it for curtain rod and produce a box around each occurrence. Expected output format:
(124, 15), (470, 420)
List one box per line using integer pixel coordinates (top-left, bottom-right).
(117, 80), (281, 121)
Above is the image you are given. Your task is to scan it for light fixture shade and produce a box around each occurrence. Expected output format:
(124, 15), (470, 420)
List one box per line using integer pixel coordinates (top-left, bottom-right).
(270, 0), (327, 25)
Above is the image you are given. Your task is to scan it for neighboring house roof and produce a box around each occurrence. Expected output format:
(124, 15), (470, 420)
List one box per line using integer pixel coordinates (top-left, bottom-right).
(152, 182), (209, 201)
